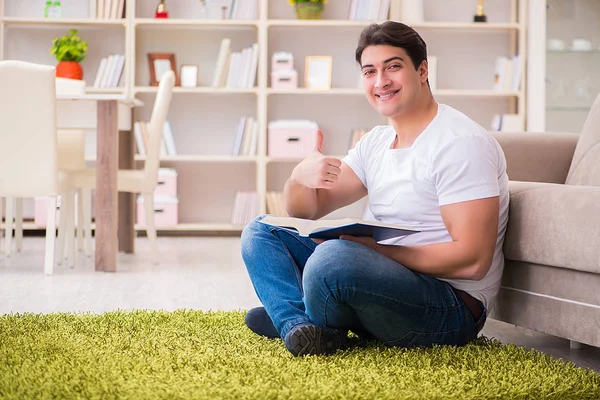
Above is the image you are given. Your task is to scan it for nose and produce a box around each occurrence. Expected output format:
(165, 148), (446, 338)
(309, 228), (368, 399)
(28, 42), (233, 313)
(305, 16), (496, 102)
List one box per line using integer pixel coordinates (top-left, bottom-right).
(375, 73), (391, 90)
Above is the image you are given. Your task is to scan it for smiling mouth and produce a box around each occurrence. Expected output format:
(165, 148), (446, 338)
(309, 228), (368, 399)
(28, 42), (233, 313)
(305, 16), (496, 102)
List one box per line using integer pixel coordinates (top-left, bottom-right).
(375, 90), (400, 99)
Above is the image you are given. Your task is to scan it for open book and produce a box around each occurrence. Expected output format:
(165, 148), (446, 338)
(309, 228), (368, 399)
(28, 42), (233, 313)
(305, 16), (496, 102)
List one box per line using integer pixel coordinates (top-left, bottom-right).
(259, 215), (419, 242)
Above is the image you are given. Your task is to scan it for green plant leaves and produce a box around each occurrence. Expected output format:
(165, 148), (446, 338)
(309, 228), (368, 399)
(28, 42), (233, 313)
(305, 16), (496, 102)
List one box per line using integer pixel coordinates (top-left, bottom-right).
(50, 29), (88, 62)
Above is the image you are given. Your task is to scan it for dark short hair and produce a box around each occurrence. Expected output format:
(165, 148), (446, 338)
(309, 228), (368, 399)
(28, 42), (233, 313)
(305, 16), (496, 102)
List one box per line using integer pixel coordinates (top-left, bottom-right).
(355, 21), (428, 70)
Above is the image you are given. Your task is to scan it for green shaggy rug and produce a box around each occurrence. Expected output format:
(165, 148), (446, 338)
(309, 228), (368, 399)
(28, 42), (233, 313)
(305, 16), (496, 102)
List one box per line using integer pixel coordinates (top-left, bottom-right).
(1, 310), (598, 400)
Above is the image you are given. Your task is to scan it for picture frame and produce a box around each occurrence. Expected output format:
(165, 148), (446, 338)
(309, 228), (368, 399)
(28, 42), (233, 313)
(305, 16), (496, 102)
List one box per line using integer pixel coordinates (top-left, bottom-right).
(148, 53), (179, 86)
(180, 64), (199, 88)
(305, 56), (333, 90)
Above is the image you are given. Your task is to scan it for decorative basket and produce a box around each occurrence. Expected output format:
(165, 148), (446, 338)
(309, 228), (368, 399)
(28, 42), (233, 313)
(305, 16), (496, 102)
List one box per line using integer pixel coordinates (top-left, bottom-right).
(295, 2), (324, 20)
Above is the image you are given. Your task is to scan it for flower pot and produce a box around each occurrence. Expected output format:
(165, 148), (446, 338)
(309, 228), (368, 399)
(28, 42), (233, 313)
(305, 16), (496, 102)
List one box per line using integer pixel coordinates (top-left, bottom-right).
(56, 61), (83, 80)
(295, 2), (324, 20)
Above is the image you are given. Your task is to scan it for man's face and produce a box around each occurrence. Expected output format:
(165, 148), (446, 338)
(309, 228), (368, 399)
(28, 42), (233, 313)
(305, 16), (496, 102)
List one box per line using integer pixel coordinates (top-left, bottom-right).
(360, 45), (428, 118)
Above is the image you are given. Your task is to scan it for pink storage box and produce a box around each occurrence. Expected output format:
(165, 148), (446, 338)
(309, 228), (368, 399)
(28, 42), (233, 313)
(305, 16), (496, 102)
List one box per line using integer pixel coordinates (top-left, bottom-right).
(155, 168), (177, 197)
(137, 196), (178, 228)
(268, 120), (319, 158)
(271, 70), (298, 90)
(271, 52), (294, 71)
(34, 196), (61, 227)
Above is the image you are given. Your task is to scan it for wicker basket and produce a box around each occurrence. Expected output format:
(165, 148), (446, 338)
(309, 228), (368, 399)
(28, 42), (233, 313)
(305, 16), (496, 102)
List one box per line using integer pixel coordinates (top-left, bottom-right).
(295, 2), (324, 20)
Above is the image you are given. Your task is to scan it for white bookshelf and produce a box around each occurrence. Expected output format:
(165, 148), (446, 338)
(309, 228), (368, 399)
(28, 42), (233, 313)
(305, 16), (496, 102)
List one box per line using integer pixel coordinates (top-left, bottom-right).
(0, 0), (528, 234)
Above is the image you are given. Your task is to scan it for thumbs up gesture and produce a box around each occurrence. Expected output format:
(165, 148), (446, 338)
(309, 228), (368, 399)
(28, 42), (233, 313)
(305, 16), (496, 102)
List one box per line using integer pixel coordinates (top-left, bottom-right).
(291, 129), (342, 189)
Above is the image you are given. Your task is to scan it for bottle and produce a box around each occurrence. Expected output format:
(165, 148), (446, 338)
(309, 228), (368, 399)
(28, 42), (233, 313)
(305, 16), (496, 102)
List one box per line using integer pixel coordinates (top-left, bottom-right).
(44, 0), (52, 18)
(155, 1), (168, 18)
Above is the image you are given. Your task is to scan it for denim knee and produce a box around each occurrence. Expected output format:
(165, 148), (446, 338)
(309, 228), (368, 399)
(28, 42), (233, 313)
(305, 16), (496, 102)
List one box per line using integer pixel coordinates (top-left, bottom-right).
(240, 215), (269, 261)
(303, 240), (363, 289)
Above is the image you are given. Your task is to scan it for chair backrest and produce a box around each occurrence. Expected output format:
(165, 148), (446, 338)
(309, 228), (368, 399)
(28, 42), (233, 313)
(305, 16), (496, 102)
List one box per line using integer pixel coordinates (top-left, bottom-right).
(0, 60), (59, 197)
(143, 70), (175, 190)
(565, 92), (600, 186)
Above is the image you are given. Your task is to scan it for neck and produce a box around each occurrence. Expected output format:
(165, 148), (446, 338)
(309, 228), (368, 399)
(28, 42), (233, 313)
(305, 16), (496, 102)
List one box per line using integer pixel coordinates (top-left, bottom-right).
(389, 92), (437, 148)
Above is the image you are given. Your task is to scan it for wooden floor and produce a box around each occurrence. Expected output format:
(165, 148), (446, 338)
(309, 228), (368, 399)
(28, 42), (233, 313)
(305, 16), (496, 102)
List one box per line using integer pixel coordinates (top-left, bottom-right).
(1, 237), (598, 372)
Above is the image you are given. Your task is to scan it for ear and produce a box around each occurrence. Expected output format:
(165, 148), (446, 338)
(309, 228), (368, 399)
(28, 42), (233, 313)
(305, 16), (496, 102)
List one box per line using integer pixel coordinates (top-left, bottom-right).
(419, 60), (429, 84)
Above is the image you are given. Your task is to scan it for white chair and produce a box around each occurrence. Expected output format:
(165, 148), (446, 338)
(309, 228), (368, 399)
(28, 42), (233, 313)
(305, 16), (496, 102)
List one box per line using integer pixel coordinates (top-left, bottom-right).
(63, 70), (175, 263)
(0, 60), (74, 275)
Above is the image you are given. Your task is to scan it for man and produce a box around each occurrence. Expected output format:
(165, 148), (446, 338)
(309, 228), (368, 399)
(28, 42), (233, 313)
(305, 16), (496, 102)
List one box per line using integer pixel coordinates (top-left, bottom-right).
(241, 21), (509, 357)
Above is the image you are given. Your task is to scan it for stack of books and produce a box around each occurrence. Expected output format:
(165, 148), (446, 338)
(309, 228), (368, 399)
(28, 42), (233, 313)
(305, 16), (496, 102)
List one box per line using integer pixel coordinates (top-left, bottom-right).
(232, 117), (258, 156)
(92, 54), (125, 88)
(349, 0), (390, 20)
(266, 191), (287, 217)
(212, 39), (260, 89)
(90, 0), (126, 19)
(231, 191), (259, 225)
(133, 120), (177, 156)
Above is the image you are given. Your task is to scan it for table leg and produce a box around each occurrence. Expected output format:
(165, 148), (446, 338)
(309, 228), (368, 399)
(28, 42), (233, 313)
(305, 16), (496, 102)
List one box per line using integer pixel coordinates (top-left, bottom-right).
(95, 100), (118, 272)
(118, 129), (135, 254)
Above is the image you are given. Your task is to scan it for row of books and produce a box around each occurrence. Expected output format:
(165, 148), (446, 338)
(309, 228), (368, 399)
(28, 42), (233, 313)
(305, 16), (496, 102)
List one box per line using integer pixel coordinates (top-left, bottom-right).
(133, 120), (178, 156)
(89, 0), (125, 19)
(349, 0), (391, 21)
(493, 55), (522, 92)
(92, 54), (125, 88)
(231, 191), (259, 225)
(266, 191), (287, 218)
(232, 117), (259, 156)
(212, 39), (260, 89)
(226, 0), (258, 20)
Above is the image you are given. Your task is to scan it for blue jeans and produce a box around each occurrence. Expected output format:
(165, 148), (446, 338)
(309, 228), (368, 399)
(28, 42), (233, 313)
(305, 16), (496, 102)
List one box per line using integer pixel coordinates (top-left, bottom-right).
(241, 215), (486, 347)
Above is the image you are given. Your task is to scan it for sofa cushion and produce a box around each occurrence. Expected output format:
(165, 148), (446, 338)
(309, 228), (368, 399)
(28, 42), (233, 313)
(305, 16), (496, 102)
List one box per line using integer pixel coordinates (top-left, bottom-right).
(566, 93), (600, 187)
(504, 181), (600, 274)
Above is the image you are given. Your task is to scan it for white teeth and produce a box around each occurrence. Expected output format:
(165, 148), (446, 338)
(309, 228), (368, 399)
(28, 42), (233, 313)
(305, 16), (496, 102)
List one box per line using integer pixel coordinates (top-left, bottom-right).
(377, 91), (397, 99)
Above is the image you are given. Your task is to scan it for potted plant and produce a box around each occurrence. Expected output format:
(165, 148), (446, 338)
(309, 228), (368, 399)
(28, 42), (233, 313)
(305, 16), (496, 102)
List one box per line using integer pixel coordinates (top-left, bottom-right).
(289, 0), (327, 20)
(50, 29), (88, 80)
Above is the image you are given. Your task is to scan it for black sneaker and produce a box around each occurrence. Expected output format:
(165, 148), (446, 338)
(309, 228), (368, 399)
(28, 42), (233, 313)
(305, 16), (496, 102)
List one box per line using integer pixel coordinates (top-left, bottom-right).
(284, 323), (346, 356)
(244, 307), (280, 339)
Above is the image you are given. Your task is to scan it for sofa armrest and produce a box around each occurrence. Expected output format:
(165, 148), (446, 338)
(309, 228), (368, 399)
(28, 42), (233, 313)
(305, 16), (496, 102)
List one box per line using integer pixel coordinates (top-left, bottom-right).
(504, 181), (600, 274)
(492, 132), (579, 184)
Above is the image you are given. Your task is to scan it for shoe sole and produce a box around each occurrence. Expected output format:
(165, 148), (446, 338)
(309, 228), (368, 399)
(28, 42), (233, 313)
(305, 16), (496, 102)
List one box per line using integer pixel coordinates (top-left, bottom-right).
(288, 325), (341, 356)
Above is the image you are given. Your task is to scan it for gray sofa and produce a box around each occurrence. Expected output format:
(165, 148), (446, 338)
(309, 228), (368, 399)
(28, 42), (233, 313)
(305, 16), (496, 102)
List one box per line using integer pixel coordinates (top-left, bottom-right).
(490, 93), (600, 348)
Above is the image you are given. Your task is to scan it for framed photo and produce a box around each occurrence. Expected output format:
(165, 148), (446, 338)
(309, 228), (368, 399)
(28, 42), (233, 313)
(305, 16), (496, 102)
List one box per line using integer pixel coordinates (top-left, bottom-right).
(148, 53), (179, 86)
(180, 65), (199, 88)
(305, 56), (332, 90)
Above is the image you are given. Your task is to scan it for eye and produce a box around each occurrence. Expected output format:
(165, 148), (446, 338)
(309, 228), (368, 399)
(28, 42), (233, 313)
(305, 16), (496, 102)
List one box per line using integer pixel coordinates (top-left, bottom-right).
(388, 64), (401, 70)
(363, 69), (375, 76)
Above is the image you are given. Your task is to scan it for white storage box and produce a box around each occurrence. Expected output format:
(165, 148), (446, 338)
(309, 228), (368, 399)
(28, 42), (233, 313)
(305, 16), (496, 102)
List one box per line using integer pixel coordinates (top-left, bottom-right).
(155, 168), (178, 197)
(271, 70), (298, 89)
(271, 51), (294, 71)
(268, 120), (319, 159)
(137, 196), (179, 228)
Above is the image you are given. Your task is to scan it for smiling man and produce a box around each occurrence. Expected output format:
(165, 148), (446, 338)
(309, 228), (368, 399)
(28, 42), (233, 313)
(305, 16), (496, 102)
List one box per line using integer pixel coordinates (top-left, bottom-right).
(241, 21), (509, 357)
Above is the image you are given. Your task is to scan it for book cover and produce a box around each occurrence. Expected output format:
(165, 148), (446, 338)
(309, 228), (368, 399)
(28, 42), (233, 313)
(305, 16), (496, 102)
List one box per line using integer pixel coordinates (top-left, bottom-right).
(259, 216), (419, 242)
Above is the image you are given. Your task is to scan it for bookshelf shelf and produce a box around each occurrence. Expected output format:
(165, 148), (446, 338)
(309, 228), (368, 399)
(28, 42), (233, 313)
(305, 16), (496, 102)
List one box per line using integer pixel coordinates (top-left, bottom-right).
(267, 20), (522, 30)
(134, 18), (259, 28)
(134, 86), (259, 95)
(1, 17), (126, 27)
(1, 0), (528, 235)
(137, 155), (259, 163)
(267, 89), (520, 97)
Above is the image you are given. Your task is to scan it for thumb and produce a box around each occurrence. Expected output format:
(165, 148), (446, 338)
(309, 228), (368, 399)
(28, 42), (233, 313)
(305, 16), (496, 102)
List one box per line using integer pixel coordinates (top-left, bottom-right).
(314, 129), (324, 153)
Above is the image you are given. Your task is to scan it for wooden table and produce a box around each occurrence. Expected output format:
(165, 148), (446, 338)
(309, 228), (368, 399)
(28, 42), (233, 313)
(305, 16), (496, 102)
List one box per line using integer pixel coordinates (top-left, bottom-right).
(57, 94), (143, 272)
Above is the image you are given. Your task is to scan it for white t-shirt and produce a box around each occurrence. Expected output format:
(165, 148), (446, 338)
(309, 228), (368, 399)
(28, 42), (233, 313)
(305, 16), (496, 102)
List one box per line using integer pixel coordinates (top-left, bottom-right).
(343, 103), (509, 311)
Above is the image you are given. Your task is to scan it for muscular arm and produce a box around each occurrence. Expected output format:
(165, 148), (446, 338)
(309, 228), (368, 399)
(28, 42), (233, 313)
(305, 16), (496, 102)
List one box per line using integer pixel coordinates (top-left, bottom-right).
(284, 161), (368, 220)
(343, 196), (499, 280)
